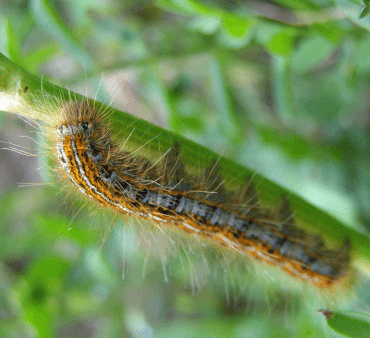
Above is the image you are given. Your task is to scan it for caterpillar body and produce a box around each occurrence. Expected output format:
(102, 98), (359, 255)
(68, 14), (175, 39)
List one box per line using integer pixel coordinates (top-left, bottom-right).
(52, 100), (350, 288)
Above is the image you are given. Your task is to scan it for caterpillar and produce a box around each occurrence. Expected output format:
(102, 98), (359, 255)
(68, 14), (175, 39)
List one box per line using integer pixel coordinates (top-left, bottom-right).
(50, 99), (350, 289)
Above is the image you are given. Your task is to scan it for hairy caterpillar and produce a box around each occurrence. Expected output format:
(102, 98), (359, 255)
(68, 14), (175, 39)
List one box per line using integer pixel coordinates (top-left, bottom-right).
(49, 98), (350, 289)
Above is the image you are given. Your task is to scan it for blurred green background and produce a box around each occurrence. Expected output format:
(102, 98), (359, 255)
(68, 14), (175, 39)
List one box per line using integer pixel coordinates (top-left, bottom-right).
(1, 0), (370, 337)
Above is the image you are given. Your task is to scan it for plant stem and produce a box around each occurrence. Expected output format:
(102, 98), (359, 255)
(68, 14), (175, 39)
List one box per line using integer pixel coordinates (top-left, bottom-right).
(1, 51), (369, 277)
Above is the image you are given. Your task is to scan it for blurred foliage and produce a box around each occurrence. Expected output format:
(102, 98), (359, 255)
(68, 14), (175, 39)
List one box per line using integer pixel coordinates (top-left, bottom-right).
(319, 310), (370, 337)
(1, 0), (370, 337)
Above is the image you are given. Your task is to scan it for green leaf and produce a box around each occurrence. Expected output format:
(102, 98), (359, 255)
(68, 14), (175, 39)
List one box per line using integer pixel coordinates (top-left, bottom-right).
(291, 36), (335, 73)
(155, 0), (220, 17)
(23, 257), (69, 338)
(267, 31), (295, 56)
(157, 0), (254, 41)
(359, 5), (370, 19)
(319, 310), (370, 338)
(311, 22), (343, 45)
(5, 19), (25, 70)
(206, 56), (241, 143)
(222, 15), (253, 39)
(30, 0), (95, 70)
(25, 44), (60, 73)
(271, 55), (295, 122)
(156, 0), (194, 15)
